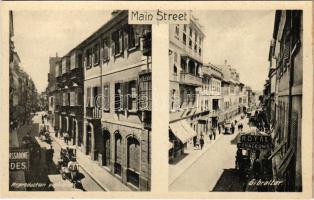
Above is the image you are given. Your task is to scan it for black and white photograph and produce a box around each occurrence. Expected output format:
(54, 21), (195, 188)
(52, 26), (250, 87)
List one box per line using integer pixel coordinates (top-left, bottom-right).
(9, 10), (152, 191)
(168, 10), (303, 192)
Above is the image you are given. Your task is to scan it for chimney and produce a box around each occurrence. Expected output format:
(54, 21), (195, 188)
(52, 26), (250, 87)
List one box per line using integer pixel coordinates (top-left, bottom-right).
(111, 10), (120, 18)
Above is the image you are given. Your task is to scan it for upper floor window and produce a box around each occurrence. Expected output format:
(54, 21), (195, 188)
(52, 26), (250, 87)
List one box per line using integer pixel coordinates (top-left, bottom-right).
(183, 33), (186, 45)
(103, 83), (110, 111)
(199, 48), (202, 56)
(112, 29), (123, 56)
(189, 39), (192, 49)
(195, 33), (198, 42)
(183, 24), (187, 32)
(189, 27), (192, 37)
(174, 52), (177, 63)
(86, 49), (92, 69)
(102, 37), (110, 61)
(93, 44), (100, 66)
(175, 25), (180, 36)
(77, 54), (83, 68)
(127, 25), (136, 49)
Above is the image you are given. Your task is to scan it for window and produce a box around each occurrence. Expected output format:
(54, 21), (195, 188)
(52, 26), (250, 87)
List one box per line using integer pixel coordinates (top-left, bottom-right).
(173, 65), (177, 75)
(86, 49), (92, 69)
(138, 73), (152, 111)
(67, 93), (70, 106)
(115, 82), (123, 111)
(183, 33), (186, 45)
(103, 83), (110, 111)
(128, 80), (138, 111)
(86, 87), (91, 107)
(102, 37), (110, 61)
(183, 25), (187, 32)
(112, 29), (123, 56)
(174, 52), (177, 63)
(189, 39), (192, 49)
(189, 27), (192, 37)
(93, 44), (100, 65)
(127, 25), (136, 49)
(194, 44), (197, 52)
(195, 33), (198, 42)
(77, 54), (83, 68)
(175, 25), (179, 36)
(199, 48), (202, 56)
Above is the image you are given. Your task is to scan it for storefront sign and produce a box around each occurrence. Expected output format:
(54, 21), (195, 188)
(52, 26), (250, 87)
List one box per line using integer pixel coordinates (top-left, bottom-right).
(9, 148), (29, 171)
(237, 134), (271, 150)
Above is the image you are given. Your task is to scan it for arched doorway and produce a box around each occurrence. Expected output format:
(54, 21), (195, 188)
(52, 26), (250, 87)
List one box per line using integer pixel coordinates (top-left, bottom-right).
(103, 129), (110, 167)
(126, 136), (140, 188)
(86, 124), (92, 155)
(114, 132), (122, 176)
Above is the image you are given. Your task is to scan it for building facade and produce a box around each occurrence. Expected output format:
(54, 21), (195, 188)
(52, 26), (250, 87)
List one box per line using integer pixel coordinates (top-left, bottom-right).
(168, 15), (205, 162)
(54, 50), (84, 148)
(80, 11), (151, 191)
(267, 10), (303, 192)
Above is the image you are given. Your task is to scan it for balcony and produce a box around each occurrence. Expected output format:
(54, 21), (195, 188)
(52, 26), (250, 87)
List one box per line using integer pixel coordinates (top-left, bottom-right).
(180, 72), (202, 86)
(86, 107), (101, 119)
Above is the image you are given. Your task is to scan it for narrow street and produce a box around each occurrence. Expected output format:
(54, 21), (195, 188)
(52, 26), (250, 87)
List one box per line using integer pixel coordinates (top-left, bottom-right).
(169, 116), (250, 192)
(14, 112), (104, 191)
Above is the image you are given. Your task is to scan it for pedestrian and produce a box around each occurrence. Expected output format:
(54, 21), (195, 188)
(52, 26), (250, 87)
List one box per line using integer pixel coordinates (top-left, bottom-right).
(193, 136), (197, 147)
(231, 123), (235, 134)
(64, 132), (69, 145)
(252, 156), (262, 179)
(199, 136), (204, 150)
(218, 125), (221, 135)
(212, 127), (216, 140)
(209, 130), (213, 141)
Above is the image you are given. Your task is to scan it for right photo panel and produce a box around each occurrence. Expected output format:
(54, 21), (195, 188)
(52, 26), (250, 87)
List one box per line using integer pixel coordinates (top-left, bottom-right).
(168, 10), (303, 192)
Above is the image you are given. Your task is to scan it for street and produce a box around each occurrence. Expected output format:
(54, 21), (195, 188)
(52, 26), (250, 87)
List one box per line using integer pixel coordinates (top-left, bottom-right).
(12, 112), (104, 191)
(169, 116), (250, 192)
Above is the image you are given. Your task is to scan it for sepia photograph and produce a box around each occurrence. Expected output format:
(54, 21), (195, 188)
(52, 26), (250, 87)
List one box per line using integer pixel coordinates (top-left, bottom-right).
(9, 10), (152, 191)
(168, 10), (303, 192)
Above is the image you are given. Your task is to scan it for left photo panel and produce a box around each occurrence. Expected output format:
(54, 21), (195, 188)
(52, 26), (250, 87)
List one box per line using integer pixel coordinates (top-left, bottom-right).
(9, 10), (152, 191)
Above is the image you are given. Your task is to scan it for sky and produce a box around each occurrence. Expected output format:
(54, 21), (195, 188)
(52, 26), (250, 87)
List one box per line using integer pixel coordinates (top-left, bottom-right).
(194, 10), (275, 92)
(13, 10), (112, 92)
(13, 10), (275, 92)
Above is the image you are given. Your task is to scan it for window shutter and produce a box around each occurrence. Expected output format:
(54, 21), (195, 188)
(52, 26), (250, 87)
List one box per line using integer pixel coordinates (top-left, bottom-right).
(124, 27), (128, 50)
(97, 86), (101, 109)
(134, 26), (140, 47)
(86, 87), (91, 107)
(119, 30), (123, 53)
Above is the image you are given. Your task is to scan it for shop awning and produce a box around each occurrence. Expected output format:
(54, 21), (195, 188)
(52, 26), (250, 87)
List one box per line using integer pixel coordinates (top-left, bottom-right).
(169, 120), (197, 144)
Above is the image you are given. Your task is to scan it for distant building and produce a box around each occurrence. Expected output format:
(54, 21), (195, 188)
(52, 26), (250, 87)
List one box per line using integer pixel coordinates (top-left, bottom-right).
(267, 10), (303, 192)
(47, 54), (61, 124)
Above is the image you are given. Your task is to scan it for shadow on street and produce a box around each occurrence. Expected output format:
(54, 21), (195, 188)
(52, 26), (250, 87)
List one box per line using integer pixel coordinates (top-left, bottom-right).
(212, 168), (247, 192)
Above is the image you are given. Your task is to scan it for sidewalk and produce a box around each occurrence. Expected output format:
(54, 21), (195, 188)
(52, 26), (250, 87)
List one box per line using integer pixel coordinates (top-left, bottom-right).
(44, 119), (130, 191)
(169, 113), (246, 185)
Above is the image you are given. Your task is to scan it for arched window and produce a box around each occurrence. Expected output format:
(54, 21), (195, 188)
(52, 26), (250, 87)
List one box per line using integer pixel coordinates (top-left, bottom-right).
(103, 130), (110, 166)
(114, 132), (122, 176)
(126, 136), (140, 187)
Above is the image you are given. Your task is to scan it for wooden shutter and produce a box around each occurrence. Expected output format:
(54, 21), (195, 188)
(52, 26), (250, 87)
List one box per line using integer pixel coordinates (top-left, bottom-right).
(122, 82), (128, 110)
(119, 30), (123, 54)
(124, 26), (128, 50)
(111, 33), (116, 55)
(134, 26), (140, 47)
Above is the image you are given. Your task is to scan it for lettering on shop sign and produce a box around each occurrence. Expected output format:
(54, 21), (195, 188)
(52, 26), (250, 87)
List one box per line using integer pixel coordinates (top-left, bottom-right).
(237, 135), (271, 150)
(9, 148), (29, 171)
(129, 10), (190, 24)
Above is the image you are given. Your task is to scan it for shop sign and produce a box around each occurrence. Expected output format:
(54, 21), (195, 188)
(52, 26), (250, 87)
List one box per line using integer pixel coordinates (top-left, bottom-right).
(9, 148), (29, 171)
(237, 134), (272, 150)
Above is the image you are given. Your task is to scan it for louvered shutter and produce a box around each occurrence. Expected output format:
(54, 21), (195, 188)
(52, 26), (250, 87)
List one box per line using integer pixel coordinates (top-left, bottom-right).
(119, 30), (123, 54)
(134, 26), (140, 47)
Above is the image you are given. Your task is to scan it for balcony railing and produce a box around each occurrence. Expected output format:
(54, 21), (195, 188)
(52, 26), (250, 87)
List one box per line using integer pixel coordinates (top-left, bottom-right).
(86, 107), (102, 119)
(180, 72), (202, 86)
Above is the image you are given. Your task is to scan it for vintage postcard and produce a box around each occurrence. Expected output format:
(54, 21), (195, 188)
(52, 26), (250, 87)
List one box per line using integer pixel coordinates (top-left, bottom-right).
(0, 1), (312, 199)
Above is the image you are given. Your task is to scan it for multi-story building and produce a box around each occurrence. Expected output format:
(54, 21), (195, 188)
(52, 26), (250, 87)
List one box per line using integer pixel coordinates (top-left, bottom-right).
(54, 49), (84, 148)
(47, 54), (61, 125)
(267, 10), (303, 192)
(76, 11), (151, 191)
(53, 11), (151, 191)
(218, 60), (242, 120)
(169, 15), (205, 162)
(202, 63), (223, 128)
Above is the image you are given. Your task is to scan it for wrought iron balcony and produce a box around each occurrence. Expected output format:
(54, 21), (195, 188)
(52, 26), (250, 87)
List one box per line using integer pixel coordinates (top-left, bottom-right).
(86, 106), (102, 119)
